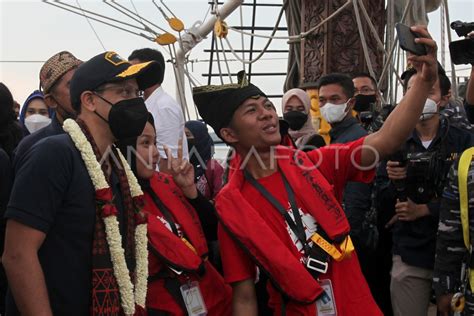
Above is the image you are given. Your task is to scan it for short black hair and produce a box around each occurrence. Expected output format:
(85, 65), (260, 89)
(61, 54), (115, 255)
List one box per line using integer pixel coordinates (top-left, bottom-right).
(0, 82), (23, 156)
(316, 73), (355, 99)
(402, 66), (451, 96)
(128, 48), (165, 84)
(352, 72), (377, 90)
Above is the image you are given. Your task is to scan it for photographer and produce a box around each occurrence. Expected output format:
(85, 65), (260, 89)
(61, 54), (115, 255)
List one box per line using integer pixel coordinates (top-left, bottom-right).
(464, 31), (474, 124)
(447, 22), (474, 127)
(352, 72), (394, 133)
(374, 64), (474, 316)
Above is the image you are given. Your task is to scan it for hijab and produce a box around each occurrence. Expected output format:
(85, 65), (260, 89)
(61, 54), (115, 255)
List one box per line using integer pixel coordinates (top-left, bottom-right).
(185, 120), (214, 179)
(281, 88), (316, 141)
(116, 113), (155, 186)
(18, 90), (53, 126)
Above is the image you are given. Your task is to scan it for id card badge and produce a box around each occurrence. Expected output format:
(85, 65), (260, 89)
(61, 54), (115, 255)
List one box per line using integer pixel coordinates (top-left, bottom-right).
(180, 281), (208, 316)
(316, 279), (337, 316)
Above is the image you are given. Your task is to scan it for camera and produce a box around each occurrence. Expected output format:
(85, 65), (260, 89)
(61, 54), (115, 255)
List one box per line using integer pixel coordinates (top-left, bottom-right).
(389, 150), (408, 202)
(449, 20), (474, 65)
(389, 150), (449, 204)
(451, 21), (474, 37)
(405, 151), (448, 204)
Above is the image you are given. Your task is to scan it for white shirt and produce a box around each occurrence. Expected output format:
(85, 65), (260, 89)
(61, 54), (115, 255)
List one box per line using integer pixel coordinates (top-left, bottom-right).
(145, 86), (189, 160)
(421, 140), (432, 149)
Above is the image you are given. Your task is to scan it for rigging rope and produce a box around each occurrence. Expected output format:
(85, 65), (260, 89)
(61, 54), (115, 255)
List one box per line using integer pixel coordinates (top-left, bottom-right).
(106, 1), (163, 35)
(239, 5), (246, 71)
(76, 0), (106, 51)
(219, 38), (233, 83)
(45, 1), (155, 41)
(443, 0), (458, 99)
(214, 33), (225, 85)
(221, 1), (286, 65)
(353, 0), (378, 89)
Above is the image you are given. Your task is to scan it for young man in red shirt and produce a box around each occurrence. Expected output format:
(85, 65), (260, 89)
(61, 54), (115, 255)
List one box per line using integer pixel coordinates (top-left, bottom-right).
(192, 26), (437, 316)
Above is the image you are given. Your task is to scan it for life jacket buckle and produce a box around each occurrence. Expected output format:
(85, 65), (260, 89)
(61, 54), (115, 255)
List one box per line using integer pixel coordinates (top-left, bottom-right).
(306, 257), (328, 274)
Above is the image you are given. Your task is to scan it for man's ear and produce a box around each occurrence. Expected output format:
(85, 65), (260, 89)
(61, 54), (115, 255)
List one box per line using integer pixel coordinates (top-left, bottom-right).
(439, 89), (452, 108)
(220, 127), (238, 145)
(43, 94), (57, 109)
(80, 91), (97, 112)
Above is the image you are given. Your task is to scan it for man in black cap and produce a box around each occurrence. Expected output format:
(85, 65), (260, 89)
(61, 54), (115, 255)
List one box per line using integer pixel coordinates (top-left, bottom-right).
(192, 26), (438, 316)
(3, 51), (159, 316)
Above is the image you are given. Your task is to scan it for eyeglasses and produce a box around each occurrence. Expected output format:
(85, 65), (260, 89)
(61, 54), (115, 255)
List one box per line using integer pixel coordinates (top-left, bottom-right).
(95, 84), (143, 99)
(354, 87), (376, 95)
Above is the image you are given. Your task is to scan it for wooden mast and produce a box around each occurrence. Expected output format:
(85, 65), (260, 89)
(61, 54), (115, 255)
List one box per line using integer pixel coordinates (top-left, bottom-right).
(299, 0), (386, 142)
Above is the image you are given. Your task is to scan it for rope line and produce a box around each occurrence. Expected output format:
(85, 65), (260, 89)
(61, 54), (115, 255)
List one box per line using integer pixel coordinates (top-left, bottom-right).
(76, 0), (106, 51)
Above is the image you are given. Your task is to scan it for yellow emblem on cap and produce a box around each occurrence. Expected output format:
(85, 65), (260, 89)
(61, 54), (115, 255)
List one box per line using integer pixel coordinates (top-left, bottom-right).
(116, 61), (153, 78)
(104, 51), (127, 66)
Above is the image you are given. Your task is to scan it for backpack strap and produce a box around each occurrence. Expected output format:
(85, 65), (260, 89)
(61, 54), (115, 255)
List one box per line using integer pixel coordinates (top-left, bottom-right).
(458, 147), (474, 249)
(458, 147), (474, 290)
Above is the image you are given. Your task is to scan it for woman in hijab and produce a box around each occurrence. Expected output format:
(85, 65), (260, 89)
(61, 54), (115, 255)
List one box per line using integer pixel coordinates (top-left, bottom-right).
(19, 90), (53, 135)
(282, 88), (325, 150)
(184, 120), (224, 201)
(117, 115), (231, 316)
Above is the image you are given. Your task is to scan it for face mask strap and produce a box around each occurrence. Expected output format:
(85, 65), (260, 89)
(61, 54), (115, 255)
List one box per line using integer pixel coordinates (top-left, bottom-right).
(92, 92), (113, 124)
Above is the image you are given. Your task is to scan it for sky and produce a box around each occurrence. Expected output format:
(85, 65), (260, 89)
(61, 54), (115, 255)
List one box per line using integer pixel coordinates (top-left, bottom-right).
(0, 0), (473, 119)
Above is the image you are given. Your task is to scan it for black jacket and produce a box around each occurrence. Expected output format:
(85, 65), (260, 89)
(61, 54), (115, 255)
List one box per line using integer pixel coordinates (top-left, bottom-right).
(376, 118), (474, 269)
(330, 116), (373, 247)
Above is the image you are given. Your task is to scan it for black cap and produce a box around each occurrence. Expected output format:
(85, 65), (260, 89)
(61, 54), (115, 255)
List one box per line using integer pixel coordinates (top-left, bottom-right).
(70, 51), (160, 109)
(192, 71), (267, 139)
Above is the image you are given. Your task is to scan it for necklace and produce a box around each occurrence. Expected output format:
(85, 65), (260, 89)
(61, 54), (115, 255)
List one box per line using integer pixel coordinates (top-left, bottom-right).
(63, 119), (148, 315)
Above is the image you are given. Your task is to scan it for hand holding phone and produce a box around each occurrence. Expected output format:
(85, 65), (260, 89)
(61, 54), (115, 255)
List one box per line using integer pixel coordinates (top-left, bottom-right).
(396, 23), (427, 56)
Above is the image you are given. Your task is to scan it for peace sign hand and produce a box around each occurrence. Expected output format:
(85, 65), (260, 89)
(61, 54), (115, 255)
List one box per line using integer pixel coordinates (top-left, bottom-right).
(163, 138), (198, 199)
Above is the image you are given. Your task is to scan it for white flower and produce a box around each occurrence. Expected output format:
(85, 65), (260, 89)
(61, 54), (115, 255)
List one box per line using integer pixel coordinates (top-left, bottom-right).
(117, 149), (143, 197)
(134, 224), (148, 307)
(104, 216), (135, 314)
(64, 119), (149, 314)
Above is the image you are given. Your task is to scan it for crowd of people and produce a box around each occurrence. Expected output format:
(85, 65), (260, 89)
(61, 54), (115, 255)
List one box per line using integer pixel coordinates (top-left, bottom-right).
(1, 25), (474, 316)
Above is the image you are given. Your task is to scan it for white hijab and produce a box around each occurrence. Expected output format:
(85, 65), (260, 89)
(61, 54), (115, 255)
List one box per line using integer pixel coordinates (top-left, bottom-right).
(281, 88), (316, 143)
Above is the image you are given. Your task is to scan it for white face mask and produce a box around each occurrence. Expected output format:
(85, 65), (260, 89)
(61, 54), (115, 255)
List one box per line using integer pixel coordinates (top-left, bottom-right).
(320, 101), (349, 124)
(420, 98), (438, 121)
(24, 114), (51, 133)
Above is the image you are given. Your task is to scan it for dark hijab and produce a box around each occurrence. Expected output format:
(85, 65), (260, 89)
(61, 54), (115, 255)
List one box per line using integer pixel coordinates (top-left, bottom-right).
(185, 120), (214, 179)
(116, 113), (155, 184)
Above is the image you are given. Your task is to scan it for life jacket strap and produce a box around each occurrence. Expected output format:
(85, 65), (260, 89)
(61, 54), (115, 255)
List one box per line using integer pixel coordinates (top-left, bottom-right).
(311, 233), (354, 262)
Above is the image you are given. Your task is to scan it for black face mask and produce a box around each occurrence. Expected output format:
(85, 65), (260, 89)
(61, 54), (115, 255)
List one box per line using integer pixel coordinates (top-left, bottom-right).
(354, 94), (376, 112)
(283, 111), (307, 130)
(94, 95), (149, 140)
(187, 138), (196, 154)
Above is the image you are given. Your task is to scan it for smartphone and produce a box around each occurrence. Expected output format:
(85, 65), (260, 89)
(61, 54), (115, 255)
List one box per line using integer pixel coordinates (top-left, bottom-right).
(396, 23), (427, 56)
(449, 38), (474, 65)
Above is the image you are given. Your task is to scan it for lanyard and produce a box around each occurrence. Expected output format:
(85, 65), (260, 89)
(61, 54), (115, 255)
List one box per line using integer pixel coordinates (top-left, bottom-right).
(145, 187), (180, 237)
(244, 170), (311, 255)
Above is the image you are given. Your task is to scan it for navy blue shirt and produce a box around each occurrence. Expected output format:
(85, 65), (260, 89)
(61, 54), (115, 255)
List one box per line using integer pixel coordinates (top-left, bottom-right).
(13, 116), (64, 171)
(5, 133), (125, 316)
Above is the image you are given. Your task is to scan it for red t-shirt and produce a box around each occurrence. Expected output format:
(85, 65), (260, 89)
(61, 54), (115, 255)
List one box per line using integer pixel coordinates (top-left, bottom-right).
(219, 137), (374, 314)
